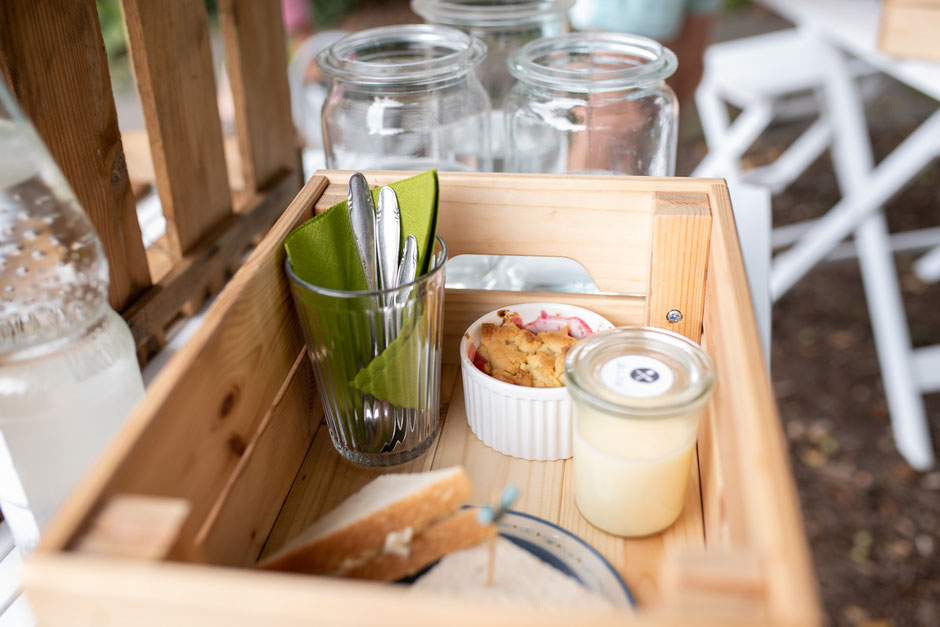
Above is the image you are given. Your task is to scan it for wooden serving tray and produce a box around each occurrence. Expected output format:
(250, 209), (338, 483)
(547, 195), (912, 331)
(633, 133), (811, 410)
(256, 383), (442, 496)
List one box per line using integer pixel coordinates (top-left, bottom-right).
(25, 172), (821, 626)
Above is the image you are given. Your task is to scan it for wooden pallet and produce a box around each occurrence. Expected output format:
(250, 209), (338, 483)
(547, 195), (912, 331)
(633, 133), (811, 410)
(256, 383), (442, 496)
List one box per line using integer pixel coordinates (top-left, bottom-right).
(0, 0), (302, 365)
(24, 171), (821, 626)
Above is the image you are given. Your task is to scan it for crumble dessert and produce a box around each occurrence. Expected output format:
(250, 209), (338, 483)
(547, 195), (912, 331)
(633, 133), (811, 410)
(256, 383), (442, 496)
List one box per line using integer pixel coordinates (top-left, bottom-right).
(475, 309), (583, 388)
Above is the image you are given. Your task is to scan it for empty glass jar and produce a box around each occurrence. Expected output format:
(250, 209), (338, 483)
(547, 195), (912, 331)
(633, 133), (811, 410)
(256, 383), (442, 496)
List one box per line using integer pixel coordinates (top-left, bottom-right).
(317, 25), (491, 172)
(505, 33), (679, 176)
(412, 0), (573, 170)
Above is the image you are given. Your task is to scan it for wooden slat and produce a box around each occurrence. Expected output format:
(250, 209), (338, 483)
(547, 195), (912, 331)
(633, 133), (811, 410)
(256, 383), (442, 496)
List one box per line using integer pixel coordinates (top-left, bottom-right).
(195, 350), (321, 566)
(0, 0), (151, 312)
(125, 172), (300, 362)
(123, 129), (246, 196)
(38, 175), (329, 555)
(879, 1), (940, 61)
(700, 183), (821, 625)
(74, 495), (190, 561)
(219, 0), (297, 192)
(645, 192), (712, 341)
(25, 550), (762, 627)
(121, 0), (232, 257)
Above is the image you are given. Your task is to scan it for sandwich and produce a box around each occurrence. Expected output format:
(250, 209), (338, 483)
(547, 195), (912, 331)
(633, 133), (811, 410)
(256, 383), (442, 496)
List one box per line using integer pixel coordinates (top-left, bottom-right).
(259, 466), (494, 580)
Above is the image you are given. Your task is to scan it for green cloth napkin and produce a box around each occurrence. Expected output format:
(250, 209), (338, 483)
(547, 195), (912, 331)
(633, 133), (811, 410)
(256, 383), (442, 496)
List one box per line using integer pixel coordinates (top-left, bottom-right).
(283, 170), (439, 409)
(284, 170), (439, 290)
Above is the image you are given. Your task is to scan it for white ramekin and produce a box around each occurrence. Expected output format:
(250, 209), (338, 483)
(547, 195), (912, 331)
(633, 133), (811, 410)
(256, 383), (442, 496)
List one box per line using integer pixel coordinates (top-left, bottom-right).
(458, 302), (615, 460)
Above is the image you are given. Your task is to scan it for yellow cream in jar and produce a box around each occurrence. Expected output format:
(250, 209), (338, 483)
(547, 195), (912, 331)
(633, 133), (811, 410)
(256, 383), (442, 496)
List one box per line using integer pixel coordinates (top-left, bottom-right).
(564, 327), (715, 537)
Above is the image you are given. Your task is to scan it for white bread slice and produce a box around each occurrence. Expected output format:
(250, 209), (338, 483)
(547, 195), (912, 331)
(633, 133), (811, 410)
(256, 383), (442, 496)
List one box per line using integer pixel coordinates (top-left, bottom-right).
(342, 508), (495, 581)
(411, 537), (615, 611)
(260, 466), (472, 574)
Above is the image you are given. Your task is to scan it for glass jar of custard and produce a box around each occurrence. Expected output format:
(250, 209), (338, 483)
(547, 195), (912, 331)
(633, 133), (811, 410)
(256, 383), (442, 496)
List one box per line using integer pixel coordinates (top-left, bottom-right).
(564, 327), (715, 537)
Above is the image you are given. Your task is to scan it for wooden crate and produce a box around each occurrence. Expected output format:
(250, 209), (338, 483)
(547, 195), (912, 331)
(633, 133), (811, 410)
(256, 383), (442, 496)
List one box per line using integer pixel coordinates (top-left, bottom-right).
(0, 0), (303, 365)
(24, 171), (821, 626)
(880, 0), (940, 61)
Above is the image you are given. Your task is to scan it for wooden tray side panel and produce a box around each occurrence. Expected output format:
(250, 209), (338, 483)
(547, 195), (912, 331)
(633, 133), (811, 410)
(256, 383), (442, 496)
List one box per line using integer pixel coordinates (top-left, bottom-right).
(314, 171), (660, 295)
(26, 553), (770, 627)
(38, 176), (329, 555)
(698, 184), (820, 625)
(194, 350), (322, 566)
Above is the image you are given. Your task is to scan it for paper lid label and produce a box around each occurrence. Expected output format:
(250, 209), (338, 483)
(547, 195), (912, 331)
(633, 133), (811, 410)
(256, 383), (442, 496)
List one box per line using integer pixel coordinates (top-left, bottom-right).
(599, 355), (674, 398)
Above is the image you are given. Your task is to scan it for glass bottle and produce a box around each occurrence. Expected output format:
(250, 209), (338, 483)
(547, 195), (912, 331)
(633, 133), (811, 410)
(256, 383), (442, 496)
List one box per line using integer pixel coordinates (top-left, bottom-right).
(0, 79), (144, 550)
(317, 24), (491, 173)
(505, 33), (679, 176)
(411, 0), (574, 170)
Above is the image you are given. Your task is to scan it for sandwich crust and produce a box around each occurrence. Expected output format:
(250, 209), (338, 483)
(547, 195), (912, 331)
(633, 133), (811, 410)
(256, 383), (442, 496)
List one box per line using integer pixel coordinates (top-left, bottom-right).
(342, 509), (496, 581)
(260, 467), (472, 574)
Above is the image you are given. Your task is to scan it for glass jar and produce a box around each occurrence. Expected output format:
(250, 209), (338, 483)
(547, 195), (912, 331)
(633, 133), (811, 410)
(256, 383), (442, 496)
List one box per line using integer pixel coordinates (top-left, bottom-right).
(565, 327), (715, 537)
(505, 33), (679, 176)
(0, 79), (144, 550)
(411, 0), (574, 170)
(317, 24), (491, 172)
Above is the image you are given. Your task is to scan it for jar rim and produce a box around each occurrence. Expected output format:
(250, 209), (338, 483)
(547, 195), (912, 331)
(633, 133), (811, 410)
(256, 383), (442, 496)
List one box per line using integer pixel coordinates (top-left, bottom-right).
(316, 24), (486, 87)
(411, 0), (575, 27)
(508, 32), (677, 92)
(564, 326), (715, 419)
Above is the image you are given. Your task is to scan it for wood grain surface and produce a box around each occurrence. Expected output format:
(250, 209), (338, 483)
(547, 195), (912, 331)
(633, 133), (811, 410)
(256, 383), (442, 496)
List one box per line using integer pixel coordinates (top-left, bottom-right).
(121, 0), (232, 257)
(644, 192), (712, 341)
(219, 0), (297, 192)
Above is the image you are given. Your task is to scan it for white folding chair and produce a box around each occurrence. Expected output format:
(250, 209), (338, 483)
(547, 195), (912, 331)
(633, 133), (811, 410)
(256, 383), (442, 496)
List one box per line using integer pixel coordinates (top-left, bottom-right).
(694, 27), (940, 469)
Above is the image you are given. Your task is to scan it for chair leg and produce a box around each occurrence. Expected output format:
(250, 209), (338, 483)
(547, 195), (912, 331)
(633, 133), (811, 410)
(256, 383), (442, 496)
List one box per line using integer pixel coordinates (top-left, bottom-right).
(913, 244), (940, 283)
(814, 39), (934, 469)
(747, 117), (832, 194)
(856, 212), (935, 469)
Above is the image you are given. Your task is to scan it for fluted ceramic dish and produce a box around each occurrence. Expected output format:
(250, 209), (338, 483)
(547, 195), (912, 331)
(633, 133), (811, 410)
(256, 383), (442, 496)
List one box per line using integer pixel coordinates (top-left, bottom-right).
(459, 302), (614, 460)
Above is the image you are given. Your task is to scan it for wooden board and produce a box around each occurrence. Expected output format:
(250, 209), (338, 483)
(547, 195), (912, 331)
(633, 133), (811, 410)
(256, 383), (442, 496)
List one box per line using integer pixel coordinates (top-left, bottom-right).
(121, 0), (233, 257)
(698, 182), (821, 625)
(314, 171), (660, 295)
(644, 192), (711, 341)
(880, 0), (940, 61)
(0, 0), (151, 312)
(219, 0), (297, 192)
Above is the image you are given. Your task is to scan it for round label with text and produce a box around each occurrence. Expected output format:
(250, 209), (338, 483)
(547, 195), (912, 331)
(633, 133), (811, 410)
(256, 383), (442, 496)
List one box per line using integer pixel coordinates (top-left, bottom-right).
(599, 355), (674, 398)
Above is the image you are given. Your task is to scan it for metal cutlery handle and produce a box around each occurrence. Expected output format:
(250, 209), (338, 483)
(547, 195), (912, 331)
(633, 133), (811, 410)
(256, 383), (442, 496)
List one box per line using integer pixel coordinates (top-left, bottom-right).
(347, 172), (377, 291)
(375, 186), (401, 292)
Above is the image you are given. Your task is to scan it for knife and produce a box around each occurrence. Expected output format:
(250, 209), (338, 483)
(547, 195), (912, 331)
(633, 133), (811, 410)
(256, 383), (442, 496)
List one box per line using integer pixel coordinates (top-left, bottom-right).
(347, 172), (377, 291)
(395, 234), (418, 306)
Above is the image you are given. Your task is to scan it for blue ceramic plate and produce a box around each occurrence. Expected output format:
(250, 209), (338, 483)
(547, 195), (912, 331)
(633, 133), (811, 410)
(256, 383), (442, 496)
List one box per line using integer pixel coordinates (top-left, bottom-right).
(497, 510), (635, 609)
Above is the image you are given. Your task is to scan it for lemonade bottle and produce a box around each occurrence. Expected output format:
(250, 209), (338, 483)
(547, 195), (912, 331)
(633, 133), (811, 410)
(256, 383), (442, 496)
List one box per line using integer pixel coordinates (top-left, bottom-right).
(0, 78), (144, 551)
